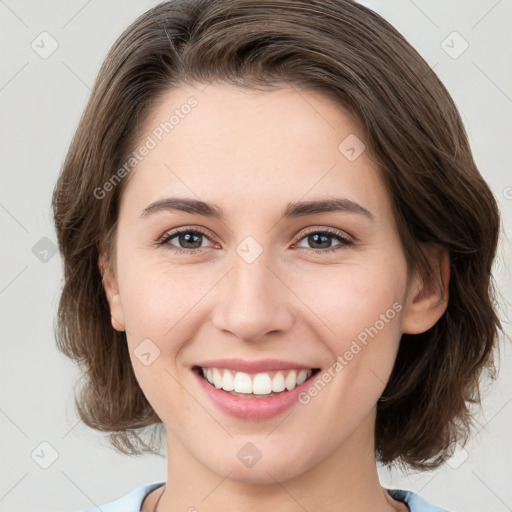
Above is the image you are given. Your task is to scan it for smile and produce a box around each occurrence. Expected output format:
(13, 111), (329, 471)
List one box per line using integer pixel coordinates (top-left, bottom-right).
(192, 364), (321, 420)
(198, 366), (316, 396)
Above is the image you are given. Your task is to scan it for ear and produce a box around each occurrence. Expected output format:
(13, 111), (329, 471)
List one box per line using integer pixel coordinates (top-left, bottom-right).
(402, 245), (450, 335)
(98, 252), (126, 332)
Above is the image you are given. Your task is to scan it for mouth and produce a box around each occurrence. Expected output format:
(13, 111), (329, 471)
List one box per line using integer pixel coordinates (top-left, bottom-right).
(192, 365), (321, 399)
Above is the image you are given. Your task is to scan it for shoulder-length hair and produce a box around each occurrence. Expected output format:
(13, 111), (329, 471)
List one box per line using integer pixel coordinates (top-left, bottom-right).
(52, 0), (502, 470)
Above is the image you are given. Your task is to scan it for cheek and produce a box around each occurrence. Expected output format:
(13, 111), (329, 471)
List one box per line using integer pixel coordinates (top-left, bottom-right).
(289, 258), (407, 409)
(117, 253), (198, 338)
(115, 259), (213, 409)
(118, 261), (197, 411)
(292, 261), (406, 344)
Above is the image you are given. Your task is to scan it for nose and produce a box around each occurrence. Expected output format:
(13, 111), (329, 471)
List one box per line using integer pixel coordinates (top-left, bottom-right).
(211, 249), (294, 342)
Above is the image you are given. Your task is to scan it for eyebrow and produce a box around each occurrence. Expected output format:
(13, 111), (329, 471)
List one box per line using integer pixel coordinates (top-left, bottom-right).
(140, 196), (374, 221)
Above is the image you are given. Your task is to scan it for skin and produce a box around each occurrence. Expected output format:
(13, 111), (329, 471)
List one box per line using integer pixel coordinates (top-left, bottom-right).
(101, 83), (449, 512)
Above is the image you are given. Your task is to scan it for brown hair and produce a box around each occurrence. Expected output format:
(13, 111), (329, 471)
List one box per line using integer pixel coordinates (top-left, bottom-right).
(52, 0), (502, 470)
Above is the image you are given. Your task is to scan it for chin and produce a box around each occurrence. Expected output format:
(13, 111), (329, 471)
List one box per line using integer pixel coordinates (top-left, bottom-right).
(207, 446), (310, 484)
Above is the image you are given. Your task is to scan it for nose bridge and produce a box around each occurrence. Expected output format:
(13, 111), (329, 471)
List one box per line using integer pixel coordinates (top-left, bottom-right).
(211, 242), (293, 341)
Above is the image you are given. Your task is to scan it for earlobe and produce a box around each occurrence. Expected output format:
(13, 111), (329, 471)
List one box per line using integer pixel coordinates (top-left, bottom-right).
(98, 253), (126, 332)
(402, 247), (450, 335)
(109, 294), (126, 332)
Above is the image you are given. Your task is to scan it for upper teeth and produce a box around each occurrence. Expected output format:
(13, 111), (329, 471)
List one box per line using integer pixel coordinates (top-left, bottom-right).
(201, 367), (313, 395)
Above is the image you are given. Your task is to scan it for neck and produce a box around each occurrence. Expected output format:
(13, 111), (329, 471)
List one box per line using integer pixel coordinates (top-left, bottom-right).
(152, 408), (407, 512)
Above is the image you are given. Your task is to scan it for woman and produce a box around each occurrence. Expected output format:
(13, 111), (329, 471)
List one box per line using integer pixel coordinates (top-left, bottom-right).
(52, 1), (502, 511)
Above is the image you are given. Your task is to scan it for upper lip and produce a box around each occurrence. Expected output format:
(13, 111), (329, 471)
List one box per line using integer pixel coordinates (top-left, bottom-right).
(194, 358), (319, 373)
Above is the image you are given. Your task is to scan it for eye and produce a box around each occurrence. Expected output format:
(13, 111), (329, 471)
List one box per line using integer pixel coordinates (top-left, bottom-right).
(156, 226), (353, 255)
(157, 227), (216, 254)
(294, 228), (353, 253)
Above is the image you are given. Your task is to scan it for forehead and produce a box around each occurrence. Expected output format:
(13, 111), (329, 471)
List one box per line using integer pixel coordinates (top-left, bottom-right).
(120, 83), (391, 223)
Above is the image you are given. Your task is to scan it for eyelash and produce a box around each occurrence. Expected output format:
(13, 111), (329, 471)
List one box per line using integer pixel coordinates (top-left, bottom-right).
(156, 227), (353, 255)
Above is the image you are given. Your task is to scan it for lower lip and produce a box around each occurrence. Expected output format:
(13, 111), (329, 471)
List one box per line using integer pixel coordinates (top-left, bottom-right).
(193, 368), (320, 420)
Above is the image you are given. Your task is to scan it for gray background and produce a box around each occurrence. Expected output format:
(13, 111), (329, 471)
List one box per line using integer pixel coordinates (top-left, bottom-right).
(0, 1), (511, 511)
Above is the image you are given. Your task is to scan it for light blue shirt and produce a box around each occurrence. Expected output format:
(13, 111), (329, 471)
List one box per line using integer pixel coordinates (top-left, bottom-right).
(80, 482), (453, 511)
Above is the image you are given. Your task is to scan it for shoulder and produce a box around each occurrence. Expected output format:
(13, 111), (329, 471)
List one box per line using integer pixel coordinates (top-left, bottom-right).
(387, 489), (454, 512)
(79, 482), (165, 512)
(79, 483), (452, 512)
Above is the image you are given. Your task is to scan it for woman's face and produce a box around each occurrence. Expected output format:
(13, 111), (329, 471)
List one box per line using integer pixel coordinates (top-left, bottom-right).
(104, 83), (431, 483)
